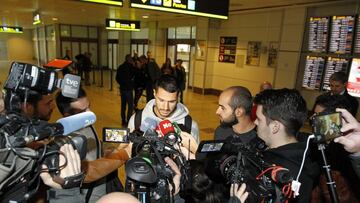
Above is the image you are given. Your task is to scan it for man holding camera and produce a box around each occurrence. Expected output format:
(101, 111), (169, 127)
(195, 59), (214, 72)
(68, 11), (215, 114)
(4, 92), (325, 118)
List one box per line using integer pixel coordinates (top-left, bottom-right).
(253, 88), (319, 202)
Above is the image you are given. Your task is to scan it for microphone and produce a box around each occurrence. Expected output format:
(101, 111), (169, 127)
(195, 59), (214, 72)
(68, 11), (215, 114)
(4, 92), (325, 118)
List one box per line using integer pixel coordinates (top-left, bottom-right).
(158, 120), (179, 145)
(57, 111), (96, 135)
(12, 111), (96, 147)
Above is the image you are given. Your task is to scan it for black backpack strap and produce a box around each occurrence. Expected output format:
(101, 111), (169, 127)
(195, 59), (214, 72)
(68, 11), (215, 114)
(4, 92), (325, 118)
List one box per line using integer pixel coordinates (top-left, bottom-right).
(134, 109), (143, 130)
(183, 115), (192, 134)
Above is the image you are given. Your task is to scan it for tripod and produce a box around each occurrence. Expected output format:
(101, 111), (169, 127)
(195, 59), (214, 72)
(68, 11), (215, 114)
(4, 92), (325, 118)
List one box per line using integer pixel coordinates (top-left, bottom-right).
(318, 143), (340, 203)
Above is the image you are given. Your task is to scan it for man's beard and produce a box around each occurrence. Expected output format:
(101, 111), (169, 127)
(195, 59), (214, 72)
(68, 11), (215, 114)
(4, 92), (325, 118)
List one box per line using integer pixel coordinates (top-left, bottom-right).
(220, 113), (238, 127)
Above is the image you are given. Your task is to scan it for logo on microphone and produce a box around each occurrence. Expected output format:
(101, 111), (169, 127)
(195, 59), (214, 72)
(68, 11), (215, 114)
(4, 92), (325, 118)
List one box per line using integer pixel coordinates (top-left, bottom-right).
(161, 122), (172, 129)
(85, 119), (95, 126)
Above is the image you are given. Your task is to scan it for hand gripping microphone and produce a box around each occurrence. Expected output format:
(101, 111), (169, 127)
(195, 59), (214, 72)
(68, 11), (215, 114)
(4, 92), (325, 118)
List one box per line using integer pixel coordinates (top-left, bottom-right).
(158, 120), (179, 146)
(12, 111), (96, 147)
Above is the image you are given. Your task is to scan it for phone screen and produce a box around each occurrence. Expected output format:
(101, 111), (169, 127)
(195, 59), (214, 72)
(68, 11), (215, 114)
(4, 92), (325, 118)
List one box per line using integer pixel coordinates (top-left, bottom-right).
(103, 128), (129, 143)
(199, 142), (224, 152)
(313, 112), (342, 142)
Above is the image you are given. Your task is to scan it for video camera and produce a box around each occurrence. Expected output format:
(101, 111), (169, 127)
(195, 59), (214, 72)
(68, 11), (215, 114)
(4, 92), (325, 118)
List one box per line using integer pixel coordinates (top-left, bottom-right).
(0, 62), (89, 202)
(121, 120), (190, 203)
(197, 140), (293, 202)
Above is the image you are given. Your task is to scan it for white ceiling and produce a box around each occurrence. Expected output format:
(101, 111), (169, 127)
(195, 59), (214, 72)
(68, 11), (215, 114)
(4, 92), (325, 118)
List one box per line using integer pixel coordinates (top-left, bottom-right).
(0, 0), (354, 29)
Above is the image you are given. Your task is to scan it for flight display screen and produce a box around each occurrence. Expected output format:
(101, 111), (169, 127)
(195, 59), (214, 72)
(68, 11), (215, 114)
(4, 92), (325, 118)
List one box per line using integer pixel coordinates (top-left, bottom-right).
(302, 56), (325, 90)
(308, 17), (329, 53)
(130, 0), (229, 19)
(354, 16), (360, 54)
(322, 57), (349, 91)
(329, 15), (354, 54)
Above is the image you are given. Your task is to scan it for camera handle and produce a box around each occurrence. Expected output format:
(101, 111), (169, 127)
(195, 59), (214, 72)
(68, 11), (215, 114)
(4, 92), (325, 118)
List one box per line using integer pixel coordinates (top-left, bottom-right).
(318, 144), (339, 203)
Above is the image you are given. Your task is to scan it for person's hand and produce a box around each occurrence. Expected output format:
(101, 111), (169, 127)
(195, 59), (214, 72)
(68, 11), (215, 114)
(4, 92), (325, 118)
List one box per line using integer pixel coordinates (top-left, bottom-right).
(117, 142), (132, 158)
(179, 146), (196, 160)
(40, 144), (81, 189)
(164, 157), (181, 196)
(334, 108), (360, 155)
(230, 183), (249, 203)
(179, 131), (198, 154)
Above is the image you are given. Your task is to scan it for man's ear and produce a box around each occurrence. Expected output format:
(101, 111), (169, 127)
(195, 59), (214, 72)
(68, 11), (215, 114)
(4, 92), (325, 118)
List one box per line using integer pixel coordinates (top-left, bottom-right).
(271, 120), (281, 134)
(234, 107), (245, 117)
(153, 89), (156, 97)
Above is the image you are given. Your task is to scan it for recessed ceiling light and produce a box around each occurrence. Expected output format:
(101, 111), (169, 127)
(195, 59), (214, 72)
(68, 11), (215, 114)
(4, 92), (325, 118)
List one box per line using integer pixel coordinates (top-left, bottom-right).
(142, 15), (149, 19)
(52, 17), (58, 21)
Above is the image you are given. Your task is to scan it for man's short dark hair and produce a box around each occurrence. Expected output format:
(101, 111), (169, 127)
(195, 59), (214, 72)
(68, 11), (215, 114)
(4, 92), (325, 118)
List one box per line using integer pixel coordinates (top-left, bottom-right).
(56, 88), (86, 115)
(314, 94), (351, 114)
(4, 89), (42, 112)
(154, 74), (179, 94)
(254, 88), (307, 136)
(225, 86), (252, 115)
(330, 72), (347, 84)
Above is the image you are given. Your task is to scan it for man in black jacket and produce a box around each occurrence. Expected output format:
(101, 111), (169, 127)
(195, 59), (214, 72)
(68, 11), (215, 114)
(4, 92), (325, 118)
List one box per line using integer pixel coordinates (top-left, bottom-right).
(116, 54), (135, 126)
(254, 89), (320, 202)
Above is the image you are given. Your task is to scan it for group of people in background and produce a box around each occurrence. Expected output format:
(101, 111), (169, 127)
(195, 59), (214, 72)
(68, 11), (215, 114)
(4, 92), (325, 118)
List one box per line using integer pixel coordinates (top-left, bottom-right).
(116, 51), (186, 126)
(62, 49), (93, 86)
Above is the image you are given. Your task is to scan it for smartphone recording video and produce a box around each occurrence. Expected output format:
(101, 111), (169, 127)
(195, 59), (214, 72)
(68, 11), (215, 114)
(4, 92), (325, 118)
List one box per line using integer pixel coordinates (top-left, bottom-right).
(312, 112), (342, 143)
(103, 127), (129, 143)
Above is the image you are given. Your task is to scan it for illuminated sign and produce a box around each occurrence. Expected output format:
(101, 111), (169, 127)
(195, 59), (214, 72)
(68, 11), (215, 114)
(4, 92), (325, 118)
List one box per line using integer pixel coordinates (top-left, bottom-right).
(33, 12), (41, 25)
(80, 0), (123, 6)
(106, 19), (140, 31)
(0, 26), (23, 34)
(130, 0), (229, 20)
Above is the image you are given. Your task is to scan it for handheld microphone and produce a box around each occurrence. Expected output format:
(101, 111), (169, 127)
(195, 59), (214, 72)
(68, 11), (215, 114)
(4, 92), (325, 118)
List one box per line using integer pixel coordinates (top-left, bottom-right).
(158, 120), (179, 146)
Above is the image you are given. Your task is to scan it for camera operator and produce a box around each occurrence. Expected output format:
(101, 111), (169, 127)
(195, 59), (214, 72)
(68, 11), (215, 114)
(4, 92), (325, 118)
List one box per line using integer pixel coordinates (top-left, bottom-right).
(253, 88), (320, 202)
(56, 88), (131, 203)
(335, 108), (360, 179)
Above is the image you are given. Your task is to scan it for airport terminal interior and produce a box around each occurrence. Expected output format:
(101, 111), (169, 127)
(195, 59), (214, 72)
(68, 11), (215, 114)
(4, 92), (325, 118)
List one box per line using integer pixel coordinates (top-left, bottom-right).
(1, 0), (360, 201)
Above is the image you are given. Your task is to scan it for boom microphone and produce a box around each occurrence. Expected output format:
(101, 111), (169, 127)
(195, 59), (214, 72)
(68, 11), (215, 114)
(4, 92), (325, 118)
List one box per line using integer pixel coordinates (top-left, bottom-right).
(11, 111), (96, 147)
(57, 111), (96, 135)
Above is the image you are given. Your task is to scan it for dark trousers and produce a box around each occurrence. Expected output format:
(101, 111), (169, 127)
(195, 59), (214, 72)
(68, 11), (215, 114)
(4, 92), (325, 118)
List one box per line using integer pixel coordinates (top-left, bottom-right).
(134, 87), (144, 108)
(146, 82), (154, 102)
(179, 90), (184, 103)
(120, 89), (134, 123)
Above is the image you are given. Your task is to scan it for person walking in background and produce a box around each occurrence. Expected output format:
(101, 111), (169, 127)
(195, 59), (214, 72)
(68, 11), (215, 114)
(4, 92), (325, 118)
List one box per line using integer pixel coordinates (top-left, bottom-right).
(145, 51), (161, 102)
(83, 52), (92, 86)
(133, 55), (147, 111)
(161, 58), (174, 75)
(62, 49), (72, 76)
(116, 54), (135, 126)
(174, 59), (186, 103)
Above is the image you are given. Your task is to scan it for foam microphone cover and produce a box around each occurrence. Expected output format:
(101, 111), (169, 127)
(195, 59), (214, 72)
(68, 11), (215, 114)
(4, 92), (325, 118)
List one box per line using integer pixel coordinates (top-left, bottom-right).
(57, 111), (96, 135)
(158, 120), (176, 137)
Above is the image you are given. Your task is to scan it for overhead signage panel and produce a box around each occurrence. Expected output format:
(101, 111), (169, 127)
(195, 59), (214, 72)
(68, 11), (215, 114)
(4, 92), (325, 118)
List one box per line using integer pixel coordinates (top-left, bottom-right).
(130, 0), (229, 20)
(80, 0), (123, 6)
(33, 13), (41, 25)
(0, 26), (23, 34)
(106, 19), (140, 31)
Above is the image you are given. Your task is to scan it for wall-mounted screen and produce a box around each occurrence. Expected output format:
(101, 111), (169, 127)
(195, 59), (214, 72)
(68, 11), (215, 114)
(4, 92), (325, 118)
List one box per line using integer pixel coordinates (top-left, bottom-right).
(354, 16), (360, 54)
(322, 57), (349, 91)
(130, 0), (229, 20)
(329, 15), (354, 54)
(347, 58), (360, 97)
(302, 56), (325, 90)
(308, 17), (329, 53)
(106, 19), (140, 31)
(0, 26), (23, 33)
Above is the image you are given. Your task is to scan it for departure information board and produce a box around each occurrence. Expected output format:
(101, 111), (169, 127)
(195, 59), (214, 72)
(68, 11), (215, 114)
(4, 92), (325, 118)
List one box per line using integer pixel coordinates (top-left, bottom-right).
(308, 17), (329, 53)
(130, 0), (229, 19)
(322, 57), (349, 90)
(354, 16), (360, 54)
(302, 56), (325, 90)
(329, 15), (354, 54)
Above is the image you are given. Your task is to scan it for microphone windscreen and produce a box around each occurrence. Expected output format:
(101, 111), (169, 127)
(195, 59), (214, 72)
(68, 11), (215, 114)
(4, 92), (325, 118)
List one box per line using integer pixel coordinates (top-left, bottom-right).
(140, 117), (158, 132)
(57, 111), (96, 135)
(158, 120), (175, 137)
